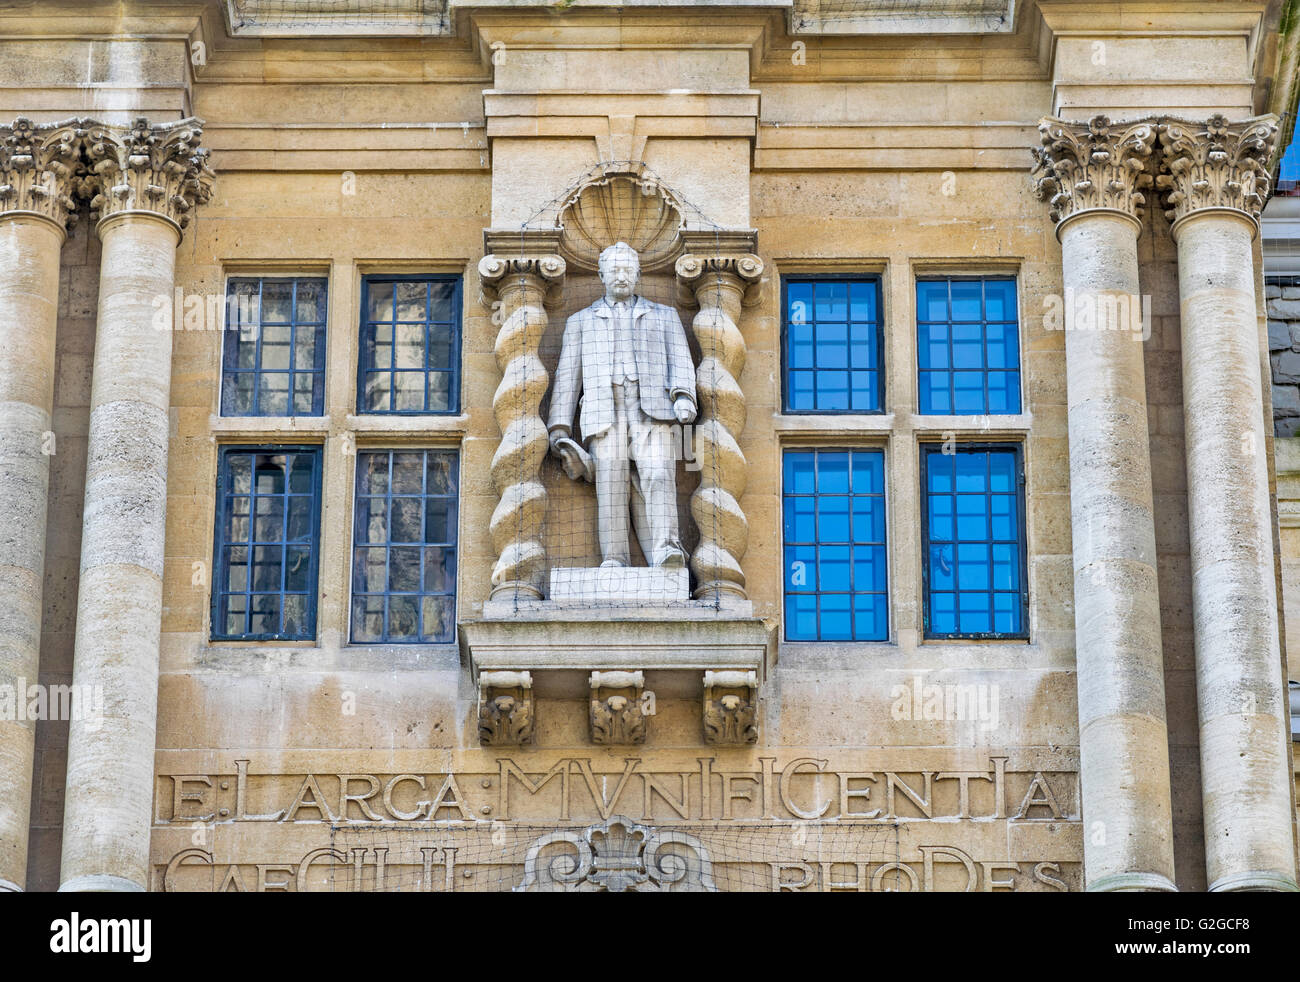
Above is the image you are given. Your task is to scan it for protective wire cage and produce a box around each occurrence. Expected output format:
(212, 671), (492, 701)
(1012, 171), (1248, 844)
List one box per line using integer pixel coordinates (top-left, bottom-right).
(487, 161), (750, 612)
(327, 818), (904, 892)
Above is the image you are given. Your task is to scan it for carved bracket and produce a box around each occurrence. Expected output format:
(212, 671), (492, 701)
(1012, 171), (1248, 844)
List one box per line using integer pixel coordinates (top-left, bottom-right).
(589, 670), (647, 745)
(478, 670), (534, 746)
(702, 669), (759, 746)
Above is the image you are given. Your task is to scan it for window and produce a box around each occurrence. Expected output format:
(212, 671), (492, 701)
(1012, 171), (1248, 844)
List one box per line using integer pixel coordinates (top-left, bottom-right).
(222, 277), (327, 416)
(917, 277), (1020, 414)
(212, 447), (322, 641)
(358, 275), (461, 414)
(351, 449), (458, 643)
(783, 448), (888, 641)
(920, 444), (1027, 639)
(782, 276), (883, 412)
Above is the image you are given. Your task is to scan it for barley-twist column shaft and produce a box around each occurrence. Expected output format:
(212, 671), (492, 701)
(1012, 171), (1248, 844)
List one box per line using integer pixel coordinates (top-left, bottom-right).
(675, 252), (762, 604)
(480, 254), (565, 601)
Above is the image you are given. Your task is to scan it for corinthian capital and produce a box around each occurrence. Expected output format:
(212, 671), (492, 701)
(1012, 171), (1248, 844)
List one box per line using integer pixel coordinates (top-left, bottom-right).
(1032, 115), (1158, 228)
(84, 117), (214, 231)
(1156, 114), (1278, 228)
(0, 117), (84, 229)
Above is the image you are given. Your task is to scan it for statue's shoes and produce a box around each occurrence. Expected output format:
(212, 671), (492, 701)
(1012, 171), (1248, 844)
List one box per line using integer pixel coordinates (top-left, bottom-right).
(600, 559), (627, 568)
(658, 550), (687, 569)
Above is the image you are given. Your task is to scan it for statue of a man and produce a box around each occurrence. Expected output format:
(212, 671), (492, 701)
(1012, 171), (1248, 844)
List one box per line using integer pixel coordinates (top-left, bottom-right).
(547, 241), (697, 568)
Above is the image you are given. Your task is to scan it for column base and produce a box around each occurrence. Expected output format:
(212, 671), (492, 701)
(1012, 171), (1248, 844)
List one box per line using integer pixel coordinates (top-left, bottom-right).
(1209, 870), (1300, 892)
(59, 873), (146, 893)
(1087, 872), (1178, 893)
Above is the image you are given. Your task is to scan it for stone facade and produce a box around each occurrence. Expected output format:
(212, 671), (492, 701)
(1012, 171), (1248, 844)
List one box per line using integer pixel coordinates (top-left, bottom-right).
(1, 0), (1298, 893)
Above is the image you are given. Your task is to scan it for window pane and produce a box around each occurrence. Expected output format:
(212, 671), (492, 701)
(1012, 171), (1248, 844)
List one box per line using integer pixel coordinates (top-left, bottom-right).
(359, 277), (460, 415)
(915, 277), (1020, 416)
(350, 450), (460, 643)
(220, 278), (327, 418)
(782, 449), (888, 641)
(783, 277), (881, 412)
(213, 448), (319, 641)
(923, 446), (1025, 638)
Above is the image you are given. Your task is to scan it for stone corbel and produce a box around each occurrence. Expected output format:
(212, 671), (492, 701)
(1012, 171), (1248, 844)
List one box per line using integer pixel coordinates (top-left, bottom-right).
(702, 669), (758, 745)
(477, 670), (534, 746)
(674, 238), (763, 605)
(0, 117), (85, 230)
(589, 671), (647, 745)
(478, 240), (567, 602)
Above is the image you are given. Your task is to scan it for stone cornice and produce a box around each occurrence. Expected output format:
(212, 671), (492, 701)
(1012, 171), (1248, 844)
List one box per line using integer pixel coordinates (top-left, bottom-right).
(84, 117), (215, 232)
(1157, 113), (1278, 229)
(0, 117), (85, 230)
(1031, 115), (1157, 230)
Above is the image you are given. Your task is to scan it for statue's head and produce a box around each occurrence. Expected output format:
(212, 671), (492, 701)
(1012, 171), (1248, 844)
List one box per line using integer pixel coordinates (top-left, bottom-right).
(598, 241), (640, 301)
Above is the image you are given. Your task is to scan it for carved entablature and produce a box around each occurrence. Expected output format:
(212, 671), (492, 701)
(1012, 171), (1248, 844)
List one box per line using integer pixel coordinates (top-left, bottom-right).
(0, 117), (85, 229)
(589, 671), (647, 745)
(702, 669), (759, 746)
(1156, 113), (1278, 229)
(478, 671), (534, 746)
(1032, 115), (1158, 228)
(84, 117), (215, 231)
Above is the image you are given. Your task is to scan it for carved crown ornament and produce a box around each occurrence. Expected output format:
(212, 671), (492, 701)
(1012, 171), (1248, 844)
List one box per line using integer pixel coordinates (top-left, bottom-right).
(0, 115), (214, 234)
(1031, 112), (1280, 234)
(515, 816), (719, 892)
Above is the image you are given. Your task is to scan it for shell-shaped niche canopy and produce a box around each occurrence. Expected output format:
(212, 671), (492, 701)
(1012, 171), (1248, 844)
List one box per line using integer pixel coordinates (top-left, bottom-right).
(555, 164), (688, 274)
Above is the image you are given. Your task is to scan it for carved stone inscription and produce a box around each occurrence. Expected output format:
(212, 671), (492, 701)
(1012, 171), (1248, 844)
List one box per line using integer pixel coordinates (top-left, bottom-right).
(154, 754), (1081, 892)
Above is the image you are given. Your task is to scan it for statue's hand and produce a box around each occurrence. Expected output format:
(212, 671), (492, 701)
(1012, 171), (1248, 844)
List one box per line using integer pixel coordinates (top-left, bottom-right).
(672, 396), (696, 425)
(548, 426), (570, 453)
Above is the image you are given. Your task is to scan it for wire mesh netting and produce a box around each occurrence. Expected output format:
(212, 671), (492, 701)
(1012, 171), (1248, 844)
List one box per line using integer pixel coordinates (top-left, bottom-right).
(488, 161), (748, 612)
(225, 0), (449, 33)
(326, 818), (903, 891)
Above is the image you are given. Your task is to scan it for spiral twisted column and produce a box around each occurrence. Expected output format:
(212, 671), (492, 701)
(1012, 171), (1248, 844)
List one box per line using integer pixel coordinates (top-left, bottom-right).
(675, 252), (762, 604)
(479, 254), (565, 601)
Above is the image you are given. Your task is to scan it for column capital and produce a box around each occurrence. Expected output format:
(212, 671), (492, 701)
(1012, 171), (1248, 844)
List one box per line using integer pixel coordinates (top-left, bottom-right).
(1032, 115), (1158, 233)
(675, 253), (764, 307)
(1157, 113), (1278, 233)
(478, 253), (566, 307)
(85, 116), (214, 235)
(0, 117), (84, 232)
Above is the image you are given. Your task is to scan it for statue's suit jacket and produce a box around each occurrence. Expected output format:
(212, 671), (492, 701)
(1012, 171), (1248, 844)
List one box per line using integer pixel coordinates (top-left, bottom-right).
(548, 295), (696, 442)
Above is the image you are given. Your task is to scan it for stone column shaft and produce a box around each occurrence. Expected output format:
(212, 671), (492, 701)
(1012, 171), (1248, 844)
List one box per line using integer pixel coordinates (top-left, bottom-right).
(0, 117), (80, 892)
(1160, 113), (1297, 891)
(59, 118), (212, 892)
(1033, 116), (1177, 891)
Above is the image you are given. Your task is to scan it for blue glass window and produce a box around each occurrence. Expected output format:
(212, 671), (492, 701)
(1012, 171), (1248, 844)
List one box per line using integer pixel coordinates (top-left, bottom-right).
(917, 277), (1021, 414)
(921, 444), (1027, 639)
(783, 276), (882, 412)
(783, 449), (888, 641)
(352, 450), (458, 643)
(358, 276), (461, 414)
(222, 277), (327, 416)
(212, 447), (322, 640)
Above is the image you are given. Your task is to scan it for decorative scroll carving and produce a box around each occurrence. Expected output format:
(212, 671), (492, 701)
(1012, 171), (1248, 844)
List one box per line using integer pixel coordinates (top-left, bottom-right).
(515, 816), (718, 892)
(0, 117), (84, 228)
(1156, 113), (1279, 227)
(555, 163), (686, 274)
(477, 670), (534, 746)
(83, 117), (214, 230)
(675, 251), (763, 603)
(479, 254), (566, 601)
(702, 669), (759, 745)
(589, 670), (647, 745)
(1031, 115), (1157, 226)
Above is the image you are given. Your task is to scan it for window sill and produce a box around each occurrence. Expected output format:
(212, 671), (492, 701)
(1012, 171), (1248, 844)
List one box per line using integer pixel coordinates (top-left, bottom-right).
(208, 415), (331, 439)
(909, 412), (1032, 433)
(772, 413), (895, 436)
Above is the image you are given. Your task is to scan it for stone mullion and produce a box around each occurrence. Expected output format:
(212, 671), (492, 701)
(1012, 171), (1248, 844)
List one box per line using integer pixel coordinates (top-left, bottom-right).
(1032, 116), (1177, 892)
(675, 252), (762, 604)
(0, 117), (81, 893)
(1159, 113), (1298, 892)
(59, 117), (212, 893)
(479, 254), (565, 602)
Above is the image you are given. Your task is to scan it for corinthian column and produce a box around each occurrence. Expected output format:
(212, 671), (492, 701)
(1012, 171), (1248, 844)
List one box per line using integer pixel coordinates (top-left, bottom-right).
(59, 118), (212, 893)
(1033, 116), (1177, 891)
(479, 246), (565, 601)
(675, 244), (762, 604)
(1158, 114), (1298, 892)
(0, 117), (82, 893)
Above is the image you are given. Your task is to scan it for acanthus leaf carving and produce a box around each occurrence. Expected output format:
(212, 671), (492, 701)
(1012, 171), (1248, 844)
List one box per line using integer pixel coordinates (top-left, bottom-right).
(83, 116), (215, 230)
(1031, 115), (1157, 227)
(1156, 113), (1278, 227)
(477, 671), (534, 746)
(0, 117), (87, 229)
(702, 669), (759, 745)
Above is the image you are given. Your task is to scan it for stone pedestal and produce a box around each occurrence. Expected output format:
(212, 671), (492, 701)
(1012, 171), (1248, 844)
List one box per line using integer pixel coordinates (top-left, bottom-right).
(549, 566), (689, 604)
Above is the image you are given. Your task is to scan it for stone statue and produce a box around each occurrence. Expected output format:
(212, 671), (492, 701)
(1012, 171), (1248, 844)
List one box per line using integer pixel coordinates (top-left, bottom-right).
(547, 241), (697, 568)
